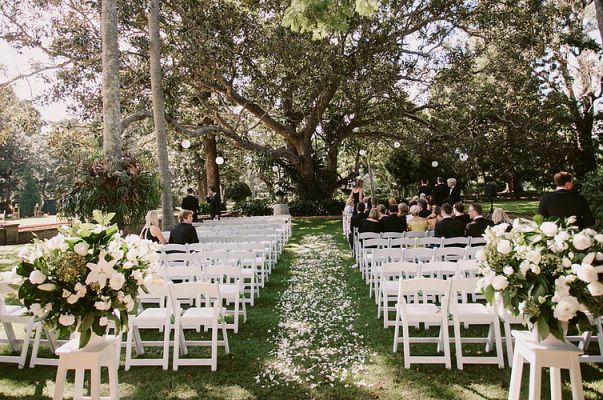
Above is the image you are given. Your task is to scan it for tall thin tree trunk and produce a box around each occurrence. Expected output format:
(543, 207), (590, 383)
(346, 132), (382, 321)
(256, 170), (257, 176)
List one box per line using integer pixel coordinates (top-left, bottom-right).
(148, 0), (174, 230)
(595, 0), (603, 42)
(204, 135), (220, 196)
(101, 0), (122, 159)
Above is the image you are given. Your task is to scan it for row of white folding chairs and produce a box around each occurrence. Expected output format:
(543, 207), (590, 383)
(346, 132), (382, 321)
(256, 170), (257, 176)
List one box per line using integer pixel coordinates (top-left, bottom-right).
(158, 252), (266, 305)
(363, 246), (485, 290)
(197, 224), (288, 242)
(390, 276), (504, 370)
(161, 242), (275, 270)
(198, 230), (286, 252)
(199, 218), (291, 239)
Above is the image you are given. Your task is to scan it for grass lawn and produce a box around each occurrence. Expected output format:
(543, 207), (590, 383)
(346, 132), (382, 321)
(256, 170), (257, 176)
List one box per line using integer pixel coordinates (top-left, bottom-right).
(477, 200), (539, 216)
(0, 219), (601, 399)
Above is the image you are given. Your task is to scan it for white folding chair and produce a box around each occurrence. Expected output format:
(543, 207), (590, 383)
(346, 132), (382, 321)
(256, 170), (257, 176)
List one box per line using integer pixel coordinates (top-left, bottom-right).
(125, 283), (172, 370)
(381, 232), (405, 241)
(202, 265), (247, 333)
(404, 231), (427, 239)
(378, 262), (419, 328)
(441, 237), (471, 248)
(415, 237), (443, 248)
(402, 248), (435, 263)
(419, 261), (458, 280)
(450, 278), (504, 369)
(389, 237), (417, 248)
(435, 247), (467, 262)
(370, 248), (404, 299)
(456, 259), (481, 278)
(161, 243), (188, 254)
(159, 253), (201, 282)
(393, 278), (452, 369)
(469, 237), (487, 247)
(170, 282), (230, 371)
(0, 283), (37, 368)
(464, 246), (485, 260)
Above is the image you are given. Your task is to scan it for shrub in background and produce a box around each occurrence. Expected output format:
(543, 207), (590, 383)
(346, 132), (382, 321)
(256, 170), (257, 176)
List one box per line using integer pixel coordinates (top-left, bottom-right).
(234, 199), (272, 216)
(580, 168), (603, 229)
(288, 199), (345, 216)
(225, 181), (252, 202)
(19, 172), (41, 217)
(63, 156), (160, 228)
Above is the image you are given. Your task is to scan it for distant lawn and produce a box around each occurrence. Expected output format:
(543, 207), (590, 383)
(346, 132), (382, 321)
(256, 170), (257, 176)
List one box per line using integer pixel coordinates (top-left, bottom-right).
(0, 245), (23, 272)
(477, 200), (538, 216)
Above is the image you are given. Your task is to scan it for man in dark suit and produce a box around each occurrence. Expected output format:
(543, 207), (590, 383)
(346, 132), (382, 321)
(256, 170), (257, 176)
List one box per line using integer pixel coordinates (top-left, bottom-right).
(380, 204), (407, 233)
(168, 210), (199, 244)
(181, 188), (200, 222)
(538, 171), (595, 229)
(434, 203), (465, 238)
(453, 202), (471, 227)
(206, 186), (221, 220)
(433, 177), (448, 206)
(418, 199), (431, 218)
(466, 203), (494, 237)
(446, 178), (462, 204)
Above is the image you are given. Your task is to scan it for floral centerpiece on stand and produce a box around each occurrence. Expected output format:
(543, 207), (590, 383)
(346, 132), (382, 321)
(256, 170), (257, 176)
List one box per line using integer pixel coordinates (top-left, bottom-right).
(477, 215), (603, 341)
(11, 210), (159, 347)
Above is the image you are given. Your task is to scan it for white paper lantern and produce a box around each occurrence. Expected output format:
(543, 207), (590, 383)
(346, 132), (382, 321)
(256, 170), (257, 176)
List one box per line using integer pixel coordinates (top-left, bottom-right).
(459, 153), (469, 162)
(359, 149), (367, 156)
(272, 165), (279, 172)
(181, 139), (191, 149)
(393, 141), (401, 148)
(431, 161), (439, 167)
(215, 156), (225, 165)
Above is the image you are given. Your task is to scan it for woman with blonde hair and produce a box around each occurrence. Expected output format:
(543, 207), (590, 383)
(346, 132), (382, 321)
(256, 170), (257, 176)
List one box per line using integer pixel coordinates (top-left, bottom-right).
(407, 205), (428, 232)
(492, 208), (513, 231)
(140, 210), (167, 244)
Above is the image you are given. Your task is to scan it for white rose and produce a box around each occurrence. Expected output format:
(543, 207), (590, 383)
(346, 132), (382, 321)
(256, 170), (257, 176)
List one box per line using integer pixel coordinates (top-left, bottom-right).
(67, 294), (79, 304)
(587, 281), (603, 296)
(575, 264), (598, 283)
(38, 283), (57, 291)
(595, 234), (603, 243)
(503, 266), (514, 275)
(491, 275), (509, 290)
(566, 216), (577, 225)
(74, 282), (87, 297)
(29, 270), (46, 285)
(59, 314), (76, 326)
(526, 250), (542, 265)
(497, 239), (512, 255)
(29, 303), (43, 317)
(94, 300), (111, 311)
(123, 261), (134, 269)
(540, 222), (558, 237)
(597, 252), (603, 261)
(126, 249), (139, 262)
(583, 252), (596, 265)
(493, 223), (509, 236)
(74, 242), (89, 256)
(122, 294), (135, 311)
(557, 231), (570, 242)
(530, 264), (541, 275)
(99, 316), (109, 326)
(573, 234), (592, 251)
(109, 273), (126, 291)
(132, 270), (144, 284)
(562, 257), (572, 268)
(519, 260), (530, 275)
(553, 296), (579, 322)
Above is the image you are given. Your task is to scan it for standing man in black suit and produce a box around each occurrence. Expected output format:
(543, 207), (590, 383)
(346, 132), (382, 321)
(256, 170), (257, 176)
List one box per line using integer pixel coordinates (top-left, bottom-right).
(181, 188), (199, 222)
(168, 210), (199, 244)
(206, 186), (221, 220)
(433, 177), (448, 206)
(446, 178), (462, 204)
(466, 203), (494, 237)
(538, 171), (595, 229)
(434, 203), (465, 238)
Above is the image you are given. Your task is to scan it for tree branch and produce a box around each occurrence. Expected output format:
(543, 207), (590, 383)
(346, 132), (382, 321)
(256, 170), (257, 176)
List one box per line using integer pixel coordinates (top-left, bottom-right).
(0, 61), (72, 88)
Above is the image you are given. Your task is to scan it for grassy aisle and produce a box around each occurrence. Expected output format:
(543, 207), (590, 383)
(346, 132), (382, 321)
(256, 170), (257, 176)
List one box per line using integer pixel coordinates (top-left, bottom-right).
(0, 219), (601, 399)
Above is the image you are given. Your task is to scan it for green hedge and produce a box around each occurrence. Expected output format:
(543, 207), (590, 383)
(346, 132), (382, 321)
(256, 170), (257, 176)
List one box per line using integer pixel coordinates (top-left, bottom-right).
(288, 199), (345, 216)
(580, 168), (603, 229)
(234, 199), (272, 216)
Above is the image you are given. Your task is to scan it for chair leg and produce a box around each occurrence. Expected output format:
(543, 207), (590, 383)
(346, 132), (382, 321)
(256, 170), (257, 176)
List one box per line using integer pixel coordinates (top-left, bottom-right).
(18, 320), (34, 369)
(125, 324), (134, 371)
(402, 322), (411, 369)
(211, 323), (218, 372)
(222, 323), (230, 354)
(29, 323), (43, 368)
(162, 321), (170, 370)
(53, 364), (68, 400)
(393, 311), (400, 353)
(173, 323), (181, 371)
(442, 318), (452, 369)
(493, 318), (504, 368)
(453, 319), (463, 370)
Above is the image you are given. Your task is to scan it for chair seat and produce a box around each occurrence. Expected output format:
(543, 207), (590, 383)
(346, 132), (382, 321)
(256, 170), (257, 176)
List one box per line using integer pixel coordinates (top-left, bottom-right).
(381, 281), (399, 294)
(402, 304), (444, 323)
(133, 309), (170, 326)
(220, 285), (241, 298)
(451, 303), (491, 316)
(4, 305), (29, 316)
(180, 307), (216, 325)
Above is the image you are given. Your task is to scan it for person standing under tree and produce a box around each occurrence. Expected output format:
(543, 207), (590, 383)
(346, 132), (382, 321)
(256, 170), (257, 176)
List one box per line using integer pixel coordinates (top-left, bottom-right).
(181, 188), (199, 222)
(207, 186), (221, 220)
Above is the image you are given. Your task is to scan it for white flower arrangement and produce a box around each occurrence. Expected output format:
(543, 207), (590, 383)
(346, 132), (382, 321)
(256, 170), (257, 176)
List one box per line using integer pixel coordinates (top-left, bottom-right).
(478, 215), (603, 341)
(11, 210), (158, 347)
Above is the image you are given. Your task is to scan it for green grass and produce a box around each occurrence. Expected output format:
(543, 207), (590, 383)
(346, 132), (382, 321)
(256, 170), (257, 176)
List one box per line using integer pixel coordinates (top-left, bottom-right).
(477, 200), (539, 215)
(0, 219), (601, 399)
(0, 245), (23, 272)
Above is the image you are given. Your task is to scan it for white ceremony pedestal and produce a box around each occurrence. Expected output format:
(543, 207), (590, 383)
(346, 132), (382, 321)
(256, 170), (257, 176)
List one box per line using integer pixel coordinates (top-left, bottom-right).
(508, 330), (584, 400)
(53, 335), (119, 400)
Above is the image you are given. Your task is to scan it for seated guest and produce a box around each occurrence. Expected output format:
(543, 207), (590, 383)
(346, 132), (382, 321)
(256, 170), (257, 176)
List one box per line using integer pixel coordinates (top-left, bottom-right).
(465, 203), (494, 237)
(434, 203), (465, 238)
(364, 197), (372, 215)
(418, 199), (431, 218)
(349, 202), (367, 246)
(343, 199), (354, 215)
(378, 204), (387, 220)
(407, 205), (428, 232)
(453, 202), (471, 227)
(140, 210), (167, 245)
(492, 207), (513, 231)
(398, 203), (410, 222)
(427, 205), (441, 231)
(380, 204), (407, 232)
(359, 208), (381, 233)
(168, 210), (199, 244)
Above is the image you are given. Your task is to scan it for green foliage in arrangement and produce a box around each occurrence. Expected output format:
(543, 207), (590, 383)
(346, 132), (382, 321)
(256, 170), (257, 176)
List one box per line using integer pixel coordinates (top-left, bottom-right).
(234, 199), (273, 216)
(63, 156), (161, 228)
(225, 181), (252, 202)
(19, 172), (41, 217)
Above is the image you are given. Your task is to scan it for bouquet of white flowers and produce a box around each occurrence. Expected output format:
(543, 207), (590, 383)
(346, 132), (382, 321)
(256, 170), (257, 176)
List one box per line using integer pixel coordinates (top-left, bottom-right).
(11, 210), (159, 347)
(478, 215), (603, 341)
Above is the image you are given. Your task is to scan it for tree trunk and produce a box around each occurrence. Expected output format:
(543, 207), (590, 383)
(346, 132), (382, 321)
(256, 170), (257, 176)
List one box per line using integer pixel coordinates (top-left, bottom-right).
(148, 0), (174, 230)
(101, 0), (122, 159)
(204, 135), (220, 196)
(196, 166), (207, 202)
(574, 108), (597, 176)
(595, 0), (603, 43)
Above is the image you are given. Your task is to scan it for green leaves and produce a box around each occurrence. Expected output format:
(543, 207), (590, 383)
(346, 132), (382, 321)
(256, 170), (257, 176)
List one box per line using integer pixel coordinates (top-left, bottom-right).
(533, 214), (544, 225)
(92, 210), (115, 226)
(536, 314), (550, 341)
(483, 284), (495, 304)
